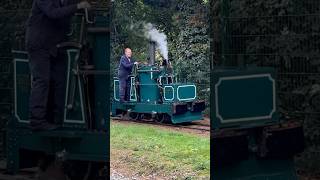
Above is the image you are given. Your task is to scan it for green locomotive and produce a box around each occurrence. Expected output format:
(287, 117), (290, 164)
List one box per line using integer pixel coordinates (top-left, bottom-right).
(111, 42), (206, 124)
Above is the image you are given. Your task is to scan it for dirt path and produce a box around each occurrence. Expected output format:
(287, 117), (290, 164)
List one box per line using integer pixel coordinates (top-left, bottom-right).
(110, 150), (168, 180)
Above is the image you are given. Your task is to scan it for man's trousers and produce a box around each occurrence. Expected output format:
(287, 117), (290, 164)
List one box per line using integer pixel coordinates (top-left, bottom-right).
(28, 49), (67, 126)
(119, 77), (131, 102)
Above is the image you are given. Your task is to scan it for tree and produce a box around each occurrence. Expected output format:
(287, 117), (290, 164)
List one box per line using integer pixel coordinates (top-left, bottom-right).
(170, 0), (210, 110)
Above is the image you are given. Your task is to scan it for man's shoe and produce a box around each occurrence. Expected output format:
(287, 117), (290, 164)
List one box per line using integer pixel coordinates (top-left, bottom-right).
(31, 123), (59, 132)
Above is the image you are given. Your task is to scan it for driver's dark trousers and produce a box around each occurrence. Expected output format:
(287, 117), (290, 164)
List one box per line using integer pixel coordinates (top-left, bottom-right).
(28, 49), (67, 127)
(119, 77), (130, 102)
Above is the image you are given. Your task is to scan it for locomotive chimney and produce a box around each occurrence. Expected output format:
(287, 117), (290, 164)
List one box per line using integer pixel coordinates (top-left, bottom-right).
(148, 41), (156, 65)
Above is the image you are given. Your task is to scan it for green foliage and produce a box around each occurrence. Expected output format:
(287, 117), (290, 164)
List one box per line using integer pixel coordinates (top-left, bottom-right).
(170, 0), (209, 109)
(111, 0), (153, 77)
(0, 1), (32, 56)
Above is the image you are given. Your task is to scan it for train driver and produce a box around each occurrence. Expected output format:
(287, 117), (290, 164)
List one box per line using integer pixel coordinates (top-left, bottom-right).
(118, 48), (139, 103)
(26, 0), (91, 131)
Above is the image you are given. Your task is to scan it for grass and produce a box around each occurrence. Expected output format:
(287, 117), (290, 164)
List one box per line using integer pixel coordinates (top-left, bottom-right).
(110, 122), (210, 179)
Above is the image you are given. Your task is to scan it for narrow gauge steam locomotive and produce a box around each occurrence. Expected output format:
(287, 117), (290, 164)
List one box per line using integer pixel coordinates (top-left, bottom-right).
(111, 42), (206, 124)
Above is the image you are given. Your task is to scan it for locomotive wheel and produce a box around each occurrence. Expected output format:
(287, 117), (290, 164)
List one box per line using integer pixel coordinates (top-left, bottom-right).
(129, 112), (140, 120)
(155, 113), (171, 124)
(36, 156), (66, 180)
(155, 113), (165, 123)
(162, 114), (172, 123)
(119, 111), (127, 119)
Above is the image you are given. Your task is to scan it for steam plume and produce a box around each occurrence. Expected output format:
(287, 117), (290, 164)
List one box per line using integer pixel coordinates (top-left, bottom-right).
(145, 23), (168, 60)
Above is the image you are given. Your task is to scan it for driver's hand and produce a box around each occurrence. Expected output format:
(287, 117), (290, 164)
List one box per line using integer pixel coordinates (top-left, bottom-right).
(77, 1), (91, 9)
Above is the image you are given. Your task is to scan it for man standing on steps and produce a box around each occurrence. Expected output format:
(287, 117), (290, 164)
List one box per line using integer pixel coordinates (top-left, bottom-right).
(26, 0), (91, 131)
(118, 48), (139, 103)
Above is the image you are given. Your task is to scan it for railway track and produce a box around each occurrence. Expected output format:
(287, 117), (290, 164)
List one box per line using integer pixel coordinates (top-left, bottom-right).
(111, 117), (211, 132)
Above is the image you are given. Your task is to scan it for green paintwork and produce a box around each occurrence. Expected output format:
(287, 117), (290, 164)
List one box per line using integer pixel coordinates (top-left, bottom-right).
(65, 49), (86, 125)
(7, 10), (110, 174)
(163, 86), (174, 100)
(163, 83), (197, 102)
(210, 67), (298, 180)
(113, 78), (120, 101)
(211, 67), (279, 129)
(90, 14), (110, 130)
(13, 53), (30, 123)
(176, 84), (196, 101)
(171, 111), (202, 124)
(138, 66), (161, 103)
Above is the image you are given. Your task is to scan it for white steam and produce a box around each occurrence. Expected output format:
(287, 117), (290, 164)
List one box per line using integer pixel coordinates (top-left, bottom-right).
(144, 23), (168, 60)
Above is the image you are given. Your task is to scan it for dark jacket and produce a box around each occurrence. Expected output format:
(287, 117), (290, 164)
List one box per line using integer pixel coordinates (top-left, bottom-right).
(118, 55), (135, 79)
(25, 0), (78, 56)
